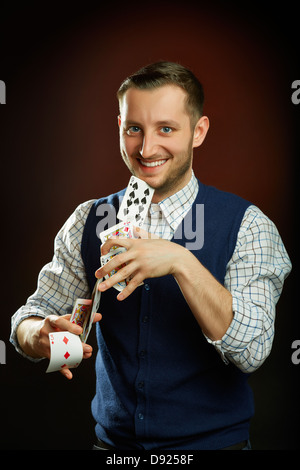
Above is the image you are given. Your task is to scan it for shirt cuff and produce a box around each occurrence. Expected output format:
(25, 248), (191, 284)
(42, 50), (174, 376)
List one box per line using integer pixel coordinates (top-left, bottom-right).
(204, 295), (271, 373)
(10, 307), (48, 362)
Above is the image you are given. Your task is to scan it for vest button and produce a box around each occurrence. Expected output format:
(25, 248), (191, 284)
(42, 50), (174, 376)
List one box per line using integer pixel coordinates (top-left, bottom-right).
(138, 413), (144, 420)
(144, 283), (150, 291)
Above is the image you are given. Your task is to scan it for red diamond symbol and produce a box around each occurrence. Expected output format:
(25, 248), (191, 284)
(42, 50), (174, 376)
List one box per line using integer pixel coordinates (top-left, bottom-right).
(63, 336), (69, 345)
(64, 351), (70, 360)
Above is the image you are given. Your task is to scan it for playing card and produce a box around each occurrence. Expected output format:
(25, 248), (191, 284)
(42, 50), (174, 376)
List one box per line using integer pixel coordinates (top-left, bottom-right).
(91, 278), (102, 316)
(100, 247), (129, 292)
(70, 298), (92, 329)
(99, 220), (135, 292)
(46, 331), (83, 373)
(100, 220), (135, 244)
(70, 298), (93, 343)
(117, 176), (154, 227)
(69, 280), (103, 344)
(81, 279), (103, 343)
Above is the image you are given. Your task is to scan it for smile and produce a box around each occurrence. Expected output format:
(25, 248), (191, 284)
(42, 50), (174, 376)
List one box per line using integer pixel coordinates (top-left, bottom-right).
(139, 159), (167, 167)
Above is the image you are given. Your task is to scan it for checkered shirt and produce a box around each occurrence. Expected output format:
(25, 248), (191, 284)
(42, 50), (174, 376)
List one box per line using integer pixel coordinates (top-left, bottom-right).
(10, 172), (292, 372)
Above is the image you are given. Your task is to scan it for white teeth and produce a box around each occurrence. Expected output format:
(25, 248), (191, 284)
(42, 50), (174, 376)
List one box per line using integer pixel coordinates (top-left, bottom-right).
(140, 159), (167, 167)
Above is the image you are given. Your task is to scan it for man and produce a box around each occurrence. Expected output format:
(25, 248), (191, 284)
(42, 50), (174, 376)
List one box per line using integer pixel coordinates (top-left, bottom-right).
(11, 62), (291, 450)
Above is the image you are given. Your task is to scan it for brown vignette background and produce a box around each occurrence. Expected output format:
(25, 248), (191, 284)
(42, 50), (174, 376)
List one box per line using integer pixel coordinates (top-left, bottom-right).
(0, 2), (298, 450)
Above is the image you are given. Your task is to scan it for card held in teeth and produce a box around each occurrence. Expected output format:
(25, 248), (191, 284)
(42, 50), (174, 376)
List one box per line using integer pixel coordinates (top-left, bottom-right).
(117, 176), (154, 227)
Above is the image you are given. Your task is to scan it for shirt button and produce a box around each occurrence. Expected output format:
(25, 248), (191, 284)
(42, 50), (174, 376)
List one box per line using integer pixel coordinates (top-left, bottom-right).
(139, 350), (146, 357)
(142, 315), (149, 323)
(138, 413), (144, 420)
(138, 381), (144, 389)
(144, 283), (150, 291)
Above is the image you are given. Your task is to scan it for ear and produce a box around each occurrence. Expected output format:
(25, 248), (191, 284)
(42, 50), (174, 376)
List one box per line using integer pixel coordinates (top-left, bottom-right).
(192, 116), (209, 148)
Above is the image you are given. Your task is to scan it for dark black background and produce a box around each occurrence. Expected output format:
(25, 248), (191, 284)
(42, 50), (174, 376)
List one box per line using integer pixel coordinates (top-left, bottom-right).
(0, 1), (299, 450)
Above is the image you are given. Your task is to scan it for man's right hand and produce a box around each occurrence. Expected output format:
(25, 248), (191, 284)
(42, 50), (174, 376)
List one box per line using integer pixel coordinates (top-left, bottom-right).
(16, 313), (101, 379)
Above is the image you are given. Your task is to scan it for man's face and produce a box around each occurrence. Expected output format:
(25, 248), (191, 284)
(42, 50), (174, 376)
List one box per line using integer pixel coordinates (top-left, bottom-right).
(118, 85), (204, 202)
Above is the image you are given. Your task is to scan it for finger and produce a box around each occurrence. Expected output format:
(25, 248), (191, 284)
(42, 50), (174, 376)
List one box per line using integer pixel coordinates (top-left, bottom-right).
(92, 312), (102, 323)
(132, 226), (159, 239)
(48, 314), (83, 336)
(97, 262), (136, 292)
(116, 275), (144, 301)
(101, 237), (131, 256)
(60, 368), (73, 380)
(95, 251), (130, 280)
(82, 343), (93, 359)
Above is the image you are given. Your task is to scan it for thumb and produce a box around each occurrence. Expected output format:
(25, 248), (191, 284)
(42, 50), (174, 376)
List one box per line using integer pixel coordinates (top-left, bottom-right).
(133, 226), (160, 239)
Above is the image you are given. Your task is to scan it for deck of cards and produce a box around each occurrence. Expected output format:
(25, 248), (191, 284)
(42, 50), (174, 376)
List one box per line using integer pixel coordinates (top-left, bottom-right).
(46, 278), (102, 374)
(100, 176), (154, 291)
(46, 176), (154, 374)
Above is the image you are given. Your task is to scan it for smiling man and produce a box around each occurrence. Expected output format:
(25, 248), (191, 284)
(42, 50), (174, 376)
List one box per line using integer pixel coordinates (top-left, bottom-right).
(11, 62), (291, 450)
(118, 83), (208, 202)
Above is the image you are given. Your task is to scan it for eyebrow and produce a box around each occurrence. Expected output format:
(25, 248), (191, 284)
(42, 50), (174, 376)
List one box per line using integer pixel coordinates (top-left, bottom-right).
(124, 119), (181, 128)
(156, 120), (181, 128)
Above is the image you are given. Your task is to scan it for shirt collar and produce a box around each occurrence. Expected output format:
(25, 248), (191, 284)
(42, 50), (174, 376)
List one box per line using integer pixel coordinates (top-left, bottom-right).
(149, 171), (199, 230)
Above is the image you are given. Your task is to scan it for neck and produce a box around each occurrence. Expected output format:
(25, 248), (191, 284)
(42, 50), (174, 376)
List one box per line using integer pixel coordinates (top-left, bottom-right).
(151, 168), (193, 203)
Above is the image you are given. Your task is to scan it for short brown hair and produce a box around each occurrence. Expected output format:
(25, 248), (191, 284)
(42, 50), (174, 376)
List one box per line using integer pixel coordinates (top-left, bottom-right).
(117, 61), (204, 127)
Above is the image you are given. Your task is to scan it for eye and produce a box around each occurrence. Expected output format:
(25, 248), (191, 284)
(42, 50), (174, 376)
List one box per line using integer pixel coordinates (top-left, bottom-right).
(160, 126), (173, 134)
(126, 126), (141, 135)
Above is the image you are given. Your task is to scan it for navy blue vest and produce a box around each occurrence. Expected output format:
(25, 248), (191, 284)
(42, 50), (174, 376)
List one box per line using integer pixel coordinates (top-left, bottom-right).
(81, 180), (254, 450)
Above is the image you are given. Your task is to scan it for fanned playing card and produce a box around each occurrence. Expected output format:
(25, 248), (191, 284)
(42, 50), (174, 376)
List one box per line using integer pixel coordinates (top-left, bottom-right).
(100, 221), (134, 244)
(100, 247), (129, 292)
(70, 298), (92, 329)
(81, 278), (102, 343)
(46, 331), (83, 373)
(69, 279), (103, 344)
(117, 176), (154, 227)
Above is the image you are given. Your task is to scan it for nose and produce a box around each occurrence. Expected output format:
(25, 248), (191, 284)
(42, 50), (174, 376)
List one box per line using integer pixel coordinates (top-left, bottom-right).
(139, 132), (159, 159)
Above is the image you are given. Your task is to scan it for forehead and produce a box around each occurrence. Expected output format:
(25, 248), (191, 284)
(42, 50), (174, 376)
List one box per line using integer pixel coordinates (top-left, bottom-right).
(119, 85), (189, 121)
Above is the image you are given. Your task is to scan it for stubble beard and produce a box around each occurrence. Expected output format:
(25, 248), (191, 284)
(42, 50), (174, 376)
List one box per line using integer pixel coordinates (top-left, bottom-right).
(120, 137), (194, 199)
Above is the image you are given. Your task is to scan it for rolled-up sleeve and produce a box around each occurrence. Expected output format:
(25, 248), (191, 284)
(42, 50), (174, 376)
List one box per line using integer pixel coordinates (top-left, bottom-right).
(10, 200), (95, 360)
(207, 205), (292, 373)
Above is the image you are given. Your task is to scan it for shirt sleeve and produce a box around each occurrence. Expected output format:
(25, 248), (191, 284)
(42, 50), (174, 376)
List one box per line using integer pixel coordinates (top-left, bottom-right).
(206, 205), (292, 373)
(10, 199), (95, 361)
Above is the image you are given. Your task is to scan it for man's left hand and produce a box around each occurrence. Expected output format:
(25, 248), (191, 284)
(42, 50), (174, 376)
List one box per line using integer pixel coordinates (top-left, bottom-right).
(95, 227), (185, 300)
